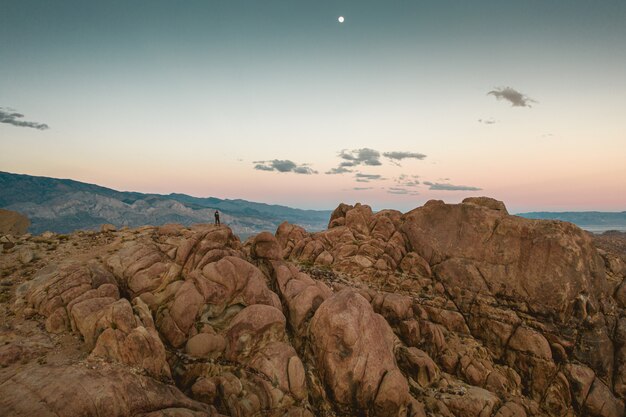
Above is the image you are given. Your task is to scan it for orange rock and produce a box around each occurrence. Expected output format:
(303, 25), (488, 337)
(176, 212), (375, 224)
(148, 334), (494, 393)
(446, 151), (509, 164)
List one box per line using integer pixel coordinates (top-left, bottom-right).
(309, 290), (412, 415)
(250, 231), (282, 260)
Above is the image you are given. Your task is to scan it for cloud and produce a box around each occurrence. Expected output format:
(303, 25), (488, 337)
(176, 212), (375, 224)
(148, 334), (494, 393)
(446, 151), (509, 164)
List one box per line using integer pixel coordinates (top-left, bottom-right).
(395, 174), (420, 187)
(423, 181), (482, 191)
(355, 173), (385, 183)
(478, 118), (497, 125)
(254, 164), (275, 171)
(487, 87), (535, 108)
(383, 151), (426, 161)
(326, 148), (381, 174)
(328, 148), (426, 174)
(338, 148), (382, 166)
(325, 166), (353, 175)
(253, 159), (318, 174)
(0, 107), (49, 130)
(387, 187), (419, 196)
(353, 187), (373, 191)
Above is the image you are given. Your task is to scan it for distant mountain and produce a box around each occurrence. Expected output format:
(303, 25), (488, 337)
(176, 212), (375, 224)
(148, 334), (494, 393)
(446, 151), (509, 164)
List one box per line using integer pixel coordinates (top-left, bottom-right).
(0, 171), (332, 237)
(517, 211), (626, 231)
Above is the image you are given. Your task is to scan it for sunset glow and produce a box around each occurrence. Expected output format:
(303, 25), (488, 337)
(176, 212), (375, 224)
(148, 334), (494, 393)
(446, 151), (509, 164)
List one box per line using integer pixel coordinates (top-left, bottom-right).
(1, 1), (625, 213)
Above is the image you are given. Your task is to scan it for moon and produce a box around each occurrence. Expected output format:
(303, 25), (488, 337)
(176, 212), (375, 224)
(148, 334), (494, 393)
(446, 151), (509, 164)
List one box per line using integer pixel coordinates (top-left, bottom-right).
(338, 16), (345, 23)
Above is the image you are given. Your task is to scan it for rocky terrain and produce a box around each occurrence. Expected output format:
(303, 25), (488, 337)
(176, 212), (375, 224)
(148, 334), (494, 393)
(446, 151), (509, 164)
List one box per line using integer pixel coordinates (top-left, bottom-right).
(0, 208), (29, 235)
(1, 197), (625, 417)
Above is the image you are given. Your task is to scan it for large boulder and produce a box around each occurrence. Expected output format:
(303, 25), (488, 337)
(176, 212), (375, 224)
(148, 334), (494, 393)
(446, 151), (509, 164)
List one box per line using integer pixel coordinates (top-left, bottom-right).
(0, 208), (30, 235)
(401, 198), (608, 322)
(0, 363), (217, 417)
(270, 261), (332, 338)
(157, 256), (281, 348)
(309, 289), (412, 416)
(250, 231), (282, 260)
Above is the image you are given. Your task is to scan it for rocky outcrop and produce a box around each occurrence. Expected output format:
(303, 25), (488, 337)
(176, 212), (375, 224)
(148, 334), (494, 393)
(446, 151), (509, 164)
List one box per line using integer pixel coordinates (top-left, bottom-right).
(0, 363), (220, 417)
(1, 198), (625, 417)
(401, 197), (608, 322)
(0, 208), (30, 235)
(276, 197), (626, 416)
(310, 289), (412, 416)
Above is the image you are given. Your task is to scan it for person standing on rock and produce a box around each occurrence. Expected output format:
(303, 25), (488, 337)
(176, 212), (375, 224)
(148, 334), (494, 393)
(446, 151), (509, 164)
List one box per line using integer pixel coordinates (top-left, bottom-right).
(214, 210), (220, 226)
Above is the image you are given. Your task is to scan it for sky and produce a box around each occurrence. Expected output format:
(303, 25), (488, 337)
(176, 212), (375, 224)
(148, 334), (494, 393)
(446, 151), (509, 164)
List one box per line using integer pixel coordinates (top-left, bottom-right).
(1, 0), (625, 213)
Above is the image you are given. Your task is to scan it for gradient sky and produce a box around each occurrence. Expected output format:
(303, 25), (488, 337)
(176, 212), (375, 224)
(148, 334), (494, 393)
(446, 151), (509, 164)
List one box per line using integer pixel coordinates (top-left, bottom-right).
(1, 0), (625, 212)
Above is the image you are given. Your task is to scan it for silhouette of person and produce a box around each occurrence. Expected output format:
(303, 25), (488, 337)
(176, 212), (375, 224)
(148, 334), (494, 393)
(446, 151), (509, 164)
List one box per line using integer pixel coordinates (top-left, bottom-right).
(214, 210), (220, 226)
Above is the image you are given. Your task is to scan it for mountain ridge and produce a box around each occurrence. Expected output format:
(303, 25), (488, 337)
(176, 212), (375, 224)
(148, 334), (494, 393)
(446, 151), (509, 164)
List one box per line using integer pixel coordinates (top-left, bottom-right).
(517, 210), (626, 228)
(0, 171), (331, 236)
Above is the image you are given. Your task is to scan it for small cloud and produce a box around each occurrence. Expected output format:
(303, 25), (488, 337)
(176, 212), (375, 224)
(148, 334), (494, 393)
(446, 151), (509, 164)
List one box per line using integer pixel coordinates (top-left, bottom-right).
(254, 164), (275, 171)
(0, 107), (49, 130)
(423, 181), (482, 191)
(294, 166), (317, 174)
(253, 159), (317, 174)
(338, 148), (382, 166)
(383, 151), (426, 161)
(478, 118), (497, 125)
(488, 87), (536, 108)
(355, 173), (385, 183)
(387, 187), (419, 196)
(395, 174), (420, 187)
(326, 166), (353, 175)
(353, 187), (373, 191)
(326, 148), (381, 174)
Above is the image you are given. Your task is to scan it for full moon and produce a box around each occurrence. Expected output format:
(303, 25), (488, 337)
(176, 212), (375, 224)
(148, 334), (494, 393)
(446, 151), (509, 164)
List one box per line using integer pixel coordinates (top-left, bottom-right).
(338, 16), (345, 23)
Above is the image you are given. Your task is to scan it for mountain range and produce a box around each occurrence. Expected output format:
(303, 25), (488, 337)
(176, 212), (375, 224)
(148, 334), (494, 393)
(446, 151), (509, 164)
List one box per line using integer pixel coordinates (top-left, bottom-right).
(0, 171), (331, 237)
(2, 171), (624, 237)
(517, 210), (626, 231)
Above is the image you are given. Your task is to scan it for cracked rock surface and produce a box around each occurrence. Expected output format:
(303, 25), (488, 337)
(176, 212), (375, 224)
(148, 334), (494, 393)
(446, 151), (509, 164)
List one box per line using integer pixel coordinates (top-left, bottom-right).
(1, 197), (625, 417)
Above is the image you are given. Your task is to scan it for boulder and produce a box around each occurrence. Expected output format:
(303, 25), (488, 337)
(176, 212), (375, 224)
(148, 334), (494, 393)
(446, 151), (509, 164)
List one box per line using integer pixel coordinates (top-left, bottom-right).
(309, 289), (412, 416)
(0, 208), (30, 235)
(101, 223), (117, 232)
(0, 364), (215, 417)
(402, 198), (608, 322)
(250, 231), (282, 260)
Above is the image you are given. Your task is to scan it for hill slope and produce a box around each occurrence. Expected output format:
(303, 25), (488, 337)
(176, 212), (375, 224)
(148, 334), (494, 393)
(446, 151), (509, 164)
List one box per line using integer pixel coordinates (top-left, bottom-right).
(0, 171), (331, 236)
(518, 210), (626, 231)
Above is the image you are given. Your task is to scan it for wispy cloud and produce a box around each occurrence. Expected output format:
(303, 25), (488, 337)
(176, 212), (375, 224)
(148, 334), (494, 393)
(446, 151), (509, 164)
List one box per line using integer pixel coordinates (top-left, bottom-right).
(478, 118), (497, 125)
(383, 151), (426, 161)
(325, 166), (353, 175)
(387, 187), (419, 195)
(353, 187), (373, 191)
(327, 148), (427, 173)
(395, 174), (420, 187)
(423, 181), (482, 191)
(0, 107), (49, 130)
(488, 87), (535, 108)
(355, 173), (385, 183)
(253, 159), (318, 174)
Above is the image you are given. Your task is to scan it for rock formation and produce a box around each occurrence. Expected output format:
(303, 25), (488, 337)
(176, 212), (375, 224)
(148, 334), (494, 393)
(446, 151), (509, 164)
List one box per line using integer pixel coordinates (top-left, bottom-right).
(0, 208), (29, 235)
(1, 197), (625, 417)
